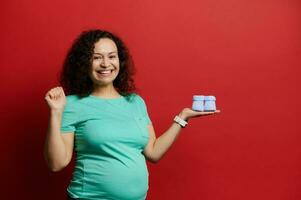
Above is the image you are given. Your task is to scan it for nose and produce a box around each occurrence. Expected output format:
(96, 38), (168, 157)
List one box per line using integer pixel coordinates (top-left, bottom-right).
(100, 57), (110, 67)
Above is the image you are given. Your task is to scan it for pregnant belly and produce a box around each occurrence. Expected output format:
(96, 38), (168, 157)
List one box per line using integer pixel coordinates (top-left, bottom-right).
(69, 157), (149, 200)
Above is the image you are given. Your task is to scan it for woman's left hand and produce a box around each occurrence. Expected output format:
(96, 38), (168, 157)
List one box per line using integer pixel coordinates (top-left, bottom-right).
(178, 108), (221, 121)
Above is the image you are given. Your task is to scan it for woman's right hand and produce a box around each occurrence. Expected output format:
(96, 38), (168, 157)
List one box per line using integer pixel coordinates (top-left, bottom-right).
(44, 86), (66, 112)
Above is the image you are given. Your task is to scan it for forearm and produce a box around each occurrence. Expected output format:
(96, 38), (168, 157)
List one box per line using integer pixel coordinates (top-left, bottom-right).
(151, 113), (187, 162)
(43, 110), (67, 171)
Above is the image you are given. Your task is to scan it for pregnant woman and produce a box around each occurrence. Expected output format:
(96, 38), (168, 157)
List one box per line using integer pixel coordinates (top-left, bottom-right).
(44, 29), (220, 200)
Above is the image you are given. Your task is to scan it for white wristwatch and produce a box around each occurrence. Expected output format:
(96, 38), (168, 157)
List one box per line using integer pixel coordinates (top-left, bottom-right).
(174, 115), (188, 128)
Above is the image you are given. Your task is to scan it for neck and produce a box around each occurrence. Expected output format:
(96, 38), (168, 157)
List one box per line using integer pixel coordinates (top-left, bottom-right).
(91, 84), (120, 98)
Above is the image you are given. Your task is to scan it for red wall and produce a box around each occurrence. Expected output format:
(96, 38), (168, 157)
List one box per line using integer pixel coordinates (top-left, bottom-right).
(1, 0), (300, 199)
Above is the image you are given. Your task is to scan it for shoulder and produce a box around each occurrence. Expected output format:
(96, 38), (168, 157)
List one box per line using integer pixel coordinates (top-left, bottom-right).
(64, 95), (84, 111)
(65, 95), (81, 105)
(126, 93), (149, 110)
(66, 94), (80, 102)
(126, 93), (146, 104)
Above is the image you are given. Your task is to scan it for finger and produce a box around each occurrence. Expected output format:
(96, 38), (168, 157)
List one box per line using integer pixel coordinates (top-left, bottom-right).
(45, 91), (50, 98)
(200, 112), (215, 116)
(48, 92), (54, 99)
(51, 89), (56, 100)
(191, 113), (211, 118)
(59, 87), (64, 97)
(51, 89), (57, 99)
(48, 90), (54, 99)
(198, 110), (220, 114)
(44, 94), (49, 101)
(60, 87), (65, 96)
(195, 111), (214, 114)
(55, 87), (61, 98)
(54, 87), (60, 97)
(55, 88), (61, 99)
(194, 112), (215, 116)
(45, 95), (51, 102)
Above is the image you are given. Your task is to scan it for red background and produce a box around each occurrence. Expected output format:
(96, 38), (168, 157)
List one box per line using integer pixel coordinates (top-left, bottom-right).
(1, 0), (300, 199)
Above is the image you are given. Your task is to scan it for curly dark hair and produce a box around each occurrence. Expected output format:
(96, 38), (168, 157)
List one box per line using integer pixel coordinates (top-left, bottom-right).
(59, 29), (136, 99)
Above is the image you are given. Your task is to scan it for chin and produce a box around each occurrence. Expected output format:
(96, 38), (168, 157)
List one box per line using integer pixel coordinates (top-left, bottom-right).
(94, 78), (117, 86)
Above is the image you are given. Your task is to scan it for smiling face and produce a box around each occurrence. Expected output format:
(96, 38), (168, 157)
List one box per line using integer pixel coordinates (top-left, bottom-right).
(89, 38), (120, 87)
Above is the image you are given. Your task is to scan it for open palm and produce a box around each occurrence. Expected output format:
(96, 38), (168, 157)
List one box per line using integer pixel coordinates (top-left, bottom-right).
(182, 108), (221, 121)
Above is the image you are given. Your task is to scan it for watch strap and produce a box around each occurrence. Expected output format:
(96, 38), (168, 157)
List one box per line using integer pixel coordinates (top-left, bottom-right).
(174, 115), (188, 128)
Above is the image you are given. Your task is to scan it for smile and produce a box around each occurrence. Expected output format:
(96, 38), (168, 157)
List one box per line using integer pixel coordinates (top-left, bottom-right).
(96, 69), (114, 76)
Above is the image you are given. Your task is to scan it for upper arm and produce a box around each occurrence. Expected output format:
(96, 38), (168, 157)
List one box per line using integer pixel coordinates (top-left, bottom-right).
(134, 94), (156, 161)
(61, 132), (74, 166)
(143, 124), (157, 163)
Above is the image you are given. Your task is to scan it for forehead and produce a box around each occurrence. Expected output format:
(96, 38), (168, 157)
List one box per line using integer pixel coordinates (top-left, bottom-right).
(94, 38), (118, 54)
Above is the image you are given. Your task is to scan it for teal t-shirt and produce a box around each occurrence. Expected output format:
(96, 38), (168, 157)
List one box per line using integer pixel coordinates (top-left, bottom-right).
(60, 93), (152, 200)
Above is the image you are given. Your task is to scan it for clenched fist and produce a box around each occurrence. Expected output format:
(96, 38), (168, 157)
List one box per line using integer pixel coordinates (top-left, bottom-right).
(44, 86), (66, 112)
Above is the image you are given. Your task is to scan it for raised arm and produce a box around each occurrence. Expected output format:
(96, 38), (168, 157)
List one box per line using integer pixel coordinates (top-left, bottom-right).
(43, 87), (74, 172)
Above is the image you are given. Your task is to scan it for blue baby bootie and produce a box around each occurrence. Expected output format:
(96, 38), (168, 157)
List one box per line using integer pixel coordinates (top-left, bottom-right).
(204, 96), (216, 111)
(192, 95), (205, 111)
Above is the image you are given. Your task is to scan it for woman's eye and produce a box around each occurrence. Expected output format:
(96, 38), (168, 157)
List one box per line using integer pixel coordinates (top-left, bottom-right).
(94, 57), (101, 60)
(109, 56), (116, 59)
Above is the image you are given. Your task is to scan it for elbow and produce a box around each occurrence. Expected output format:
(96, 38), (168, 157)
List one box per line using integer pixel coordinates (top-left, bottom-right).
(49, 165), (65, 172)
(148, 156), (161, 164)
(144, 150), (162, 163)
(150, 159), (159, 164)
(44, 153), (68, 172)
(45, 159), (65, 172)
(44, 157), (66, 172)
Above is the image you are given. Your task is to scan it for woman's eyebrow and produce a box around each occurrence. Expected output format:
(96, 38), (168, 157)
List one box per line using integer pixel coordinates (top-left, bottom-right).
(93, 51), (117, 55)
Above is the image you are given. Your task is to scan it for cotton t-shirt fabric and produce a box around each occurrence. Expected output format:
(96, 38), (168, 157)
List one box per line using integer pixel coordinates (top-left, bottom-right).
(60, 93), (152, 200)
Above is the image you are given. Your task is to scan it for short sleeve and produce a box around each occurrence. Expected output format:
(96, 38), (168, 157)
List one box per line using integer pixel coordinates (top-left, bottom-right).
(60, 96), (79, 133)
(136, 95), (152, 125)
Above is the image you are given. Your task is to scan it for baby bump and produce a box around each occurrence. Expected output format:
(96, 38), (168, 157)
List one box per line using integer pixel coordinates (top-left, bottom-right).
(82, 158), (149, 200)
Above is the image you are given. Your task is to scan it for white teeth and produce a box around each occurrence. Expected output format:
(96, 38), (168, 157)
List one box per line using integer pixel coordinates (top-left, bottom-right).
(98, 70), (112, 74)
